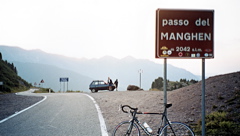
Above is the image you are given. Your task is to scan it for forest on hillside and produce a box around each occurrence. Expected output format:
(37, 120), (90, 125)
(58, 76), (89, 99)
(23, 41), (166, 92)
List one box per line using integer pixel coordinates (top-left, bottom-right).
(0, 52), (31, 93)
(151, 77), (198, 91)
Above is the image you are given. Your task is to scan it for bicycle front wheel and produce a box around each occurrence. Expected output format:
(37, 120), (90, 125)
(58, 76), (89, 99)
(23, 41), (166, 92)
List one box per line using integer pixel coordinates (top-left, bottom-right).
(112, 121), (140, 136)
(159, 122), (195, 136)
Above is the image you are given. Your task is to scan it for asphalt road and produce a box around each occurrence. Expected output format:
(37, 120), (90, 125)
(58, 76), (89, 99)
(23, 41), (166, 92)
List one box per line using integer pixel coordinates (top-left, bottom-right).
(0, 92), (104, 136)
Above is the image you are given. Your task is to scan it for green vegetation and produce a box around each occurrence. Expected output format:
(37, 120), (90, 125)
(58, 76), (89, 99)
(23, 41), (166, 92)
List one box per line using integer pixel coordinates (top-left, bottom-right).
(55, 90), (83, 93)
(150, 77), (198, 91)
(195, 87), (240, 135)
(151, 77), (163, 91)
(34, 88), (54, 93)
(0, 52), (31, 93)
(33, 88), (83, 93)
(66, 90), (83, 93)
(195, 111), (240, 135)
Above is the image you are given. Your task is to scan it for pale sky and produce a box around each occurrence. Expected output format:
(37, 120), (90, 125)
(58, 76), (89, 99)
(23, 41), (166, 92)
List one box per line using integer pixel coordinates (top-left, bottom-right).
(0, 0), (239, 76)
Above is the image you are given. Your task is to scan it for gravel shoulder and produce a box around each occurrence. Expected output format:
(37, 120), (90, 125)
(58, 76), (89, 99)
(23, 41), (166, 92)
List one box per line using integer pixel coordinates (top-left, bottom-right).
(90, 72), (240, 135)
(90, 91), (179, 135)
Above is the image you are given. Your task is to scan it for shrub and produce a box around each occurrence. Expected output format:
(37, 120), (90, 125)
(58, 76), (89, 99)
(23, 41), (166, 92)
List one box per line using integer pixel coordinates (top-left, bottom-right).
(34, 88), (54, 93)
(212, 105), (218, 109)
(195, 111), (240, 135)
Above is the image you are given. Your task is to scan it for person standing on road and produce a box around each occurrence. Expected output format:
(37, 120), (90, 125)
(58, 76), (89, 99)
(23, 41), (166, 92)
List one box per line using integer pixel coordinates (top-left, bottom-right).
(108, 77), (113, 91)
(108, 77), (113, 84)
(114, 79), (118, 91)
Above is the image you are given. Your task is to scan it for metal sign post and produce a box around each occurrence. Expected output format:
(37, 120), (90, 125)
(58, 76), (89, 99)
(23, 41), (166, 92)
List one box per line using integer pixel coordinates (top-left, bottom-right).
(163, 58), (167, 136)
(202, 58), (206, 135)
(40, 79), (44, 88)
(163, 58), (167, 106)
(60, 77), (69, 92)
(138, 69), (143, 88)
(63, 81), (65, 92)
(60, 82), (61, 92)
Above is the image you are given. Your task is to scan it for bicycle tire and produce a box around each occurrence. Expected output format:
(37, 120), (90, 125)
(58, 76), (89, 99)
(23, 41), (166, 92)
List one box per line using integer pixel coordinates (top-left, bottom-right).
(159, 122), (195, 136)
(112, 121), (141, 136)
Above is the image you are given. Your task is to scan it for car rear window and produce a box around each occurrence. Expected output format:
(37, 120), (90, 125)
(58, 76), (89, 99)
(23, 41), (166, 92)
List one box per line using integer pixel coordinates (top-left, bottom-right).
(99, 81), (105, 84)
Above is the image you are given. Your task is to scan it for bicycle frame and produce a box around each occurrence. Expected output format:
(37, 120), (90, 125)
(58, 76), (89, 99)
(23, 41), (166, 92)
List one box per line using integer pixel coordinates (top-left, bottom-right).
(128, 110), (153, 135)
(114, 104), (195, 136)
(127, 104), (177, 136)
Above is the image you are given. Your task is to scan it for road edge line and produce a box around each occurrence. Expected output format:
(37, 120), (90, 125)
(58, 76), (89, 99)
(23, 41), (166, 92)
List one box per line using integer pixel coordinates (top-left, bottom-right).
(84, 94), (108, 136)
(0, 96), (47, 124)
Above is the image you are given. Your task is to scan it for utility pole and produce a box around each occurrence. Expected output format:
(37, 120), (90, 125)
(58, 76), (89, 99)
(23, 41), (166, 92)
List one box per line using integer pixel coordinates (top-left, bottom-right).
(138, 69), (143, 88)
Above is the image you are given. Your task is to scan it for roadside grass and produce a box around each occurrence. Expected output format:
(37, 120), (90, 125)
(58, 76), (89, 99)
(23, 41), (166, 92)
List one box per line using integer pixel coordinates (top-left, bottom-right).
(8, 86), (30, 93)
(34, 88), (54, 93)
(33, 88), (83, 93)
(66, 90), (83, 93)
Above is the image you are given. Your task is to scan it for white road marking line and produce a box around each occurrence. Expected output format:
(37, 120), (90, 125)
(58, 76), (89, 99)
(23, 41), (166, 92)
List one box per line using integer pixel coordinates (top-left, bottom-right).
(84, 94), (108, 136)
(0, 96), (47, 124)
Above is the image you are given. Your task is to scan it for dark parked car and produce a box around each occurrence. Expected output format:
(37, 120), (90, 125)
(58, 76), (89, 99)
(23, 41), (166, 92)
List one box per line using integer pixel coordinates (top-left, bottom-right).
(89, 80), (115, 93)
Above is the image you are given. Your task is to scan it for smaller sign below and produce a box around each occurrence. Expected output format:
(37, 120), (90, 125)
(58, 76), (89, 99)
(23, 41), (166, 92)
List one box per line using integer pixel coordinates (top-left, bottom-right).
(0, 81), (3, 85)
(60, 77), (69, 82)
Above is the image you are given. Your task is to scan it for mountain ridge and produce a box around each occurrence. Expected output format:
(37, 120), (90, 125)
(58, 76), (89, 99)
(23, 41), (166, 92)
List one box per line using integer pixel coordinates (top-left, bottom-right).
(13, 61), (92, 91)
(0, 45), (200, 91)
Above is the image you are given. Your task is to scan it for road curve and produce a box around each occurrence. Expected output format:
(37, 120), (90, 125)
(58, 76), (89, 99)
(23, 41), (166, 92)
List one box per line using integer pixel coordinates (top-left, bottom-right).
(0, 92), (104, 136)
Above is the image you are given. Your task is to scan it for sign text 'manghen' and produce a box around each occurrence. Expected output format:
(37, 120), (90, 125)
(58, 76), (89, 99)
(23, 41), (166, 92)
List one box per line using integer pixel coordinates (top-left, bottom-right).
(155, 9), (214, 58)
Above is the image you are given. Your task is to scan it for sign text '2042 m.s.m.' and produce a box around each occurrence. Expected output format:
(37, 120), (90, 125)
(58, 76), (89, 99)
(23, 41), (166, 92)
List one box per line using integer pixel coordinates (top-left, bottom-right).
(155, 9), (214, 58)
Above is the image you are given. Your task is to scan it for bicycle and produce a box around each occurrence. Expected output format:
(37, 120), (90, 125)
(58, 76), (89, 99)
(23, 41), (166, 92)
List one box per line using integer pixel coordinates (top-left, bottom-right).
(112, 103), (195, 136)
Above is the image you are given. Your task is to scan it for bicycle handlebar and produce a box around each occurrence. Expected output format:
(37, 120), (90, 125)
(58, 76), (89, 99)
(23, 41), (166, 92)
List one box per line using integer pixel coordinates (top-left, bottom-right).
(120, 104), (173, 114)
(121, 105), (138, 113)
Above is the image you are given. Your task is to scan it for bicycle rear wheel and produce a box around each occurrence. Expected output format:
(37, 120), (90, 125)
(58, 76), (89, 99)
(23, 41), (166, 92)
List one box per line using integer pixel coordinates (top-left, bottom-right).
(112, 121), (140, 136)
(159, 122), (195, 136)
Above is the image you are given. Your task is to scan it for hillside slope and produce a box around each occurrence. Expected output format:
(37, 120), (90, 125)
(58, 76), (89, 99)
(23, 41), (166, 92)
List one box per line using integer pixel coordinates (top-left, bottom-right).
(0, 53), (31, 93)
(90, 71), (240, 135)
(13, 62), (93, 92)
(168, 71), (240, 123)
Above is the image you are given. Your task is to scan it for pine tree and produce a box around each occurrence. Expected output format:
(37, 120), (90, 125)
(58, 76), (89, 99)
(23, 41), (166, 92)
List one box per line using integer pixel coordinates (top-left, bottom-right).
(151, 77), (163, 90)
(11, 63), (14, 71)
(14, 67), (18, 74)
